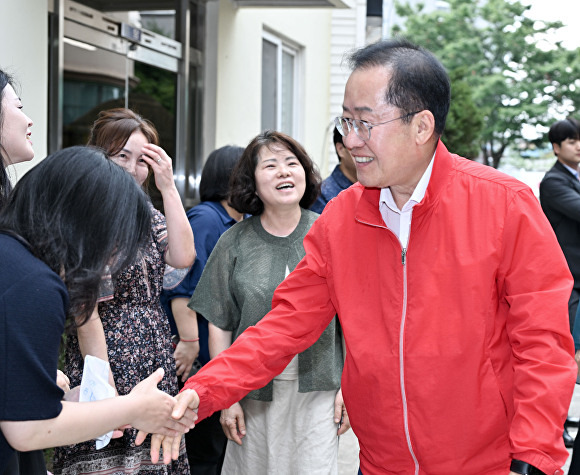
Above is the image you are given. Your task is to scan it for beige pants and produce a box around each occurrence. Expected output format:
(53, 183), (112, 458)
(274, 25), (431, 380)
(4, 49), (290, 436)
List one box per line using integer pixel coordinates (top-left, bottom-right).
(221, 379), (339, 475)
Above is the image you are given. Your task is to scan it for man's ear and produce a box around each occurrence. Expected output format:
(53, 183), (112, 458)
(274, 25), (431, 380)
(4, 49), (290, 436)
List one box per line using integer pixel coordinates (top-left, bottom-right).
(414, 110), (436, 146)
(335, 142), (345, 160)
(553, 143), (560, 157)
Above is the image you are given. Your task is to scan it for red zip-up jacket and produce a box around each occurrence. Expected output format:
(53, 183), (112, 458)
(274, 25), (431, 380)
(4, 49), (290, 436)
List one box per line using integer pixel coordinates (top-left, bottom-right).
(185, 141), (576, 475)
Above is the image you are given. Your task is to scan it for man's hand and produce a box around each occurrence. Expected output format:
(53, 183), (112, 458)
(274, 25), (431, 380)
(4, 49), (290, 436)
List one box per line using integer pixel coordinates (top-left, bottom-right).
(128, 368), (196, 436)
(171, 389), (200, 421)
(137, 389), (200, 464)
(334, 388), (351, 436)
(219, 402), (246, 445)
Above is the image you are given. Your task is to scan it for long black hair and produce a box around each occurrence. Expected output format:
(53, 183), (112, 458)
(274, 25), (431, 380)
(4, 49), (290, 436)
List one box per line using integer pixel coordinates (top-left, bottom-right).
(0, 146), (151, 326)
(0, 69), (15, 208)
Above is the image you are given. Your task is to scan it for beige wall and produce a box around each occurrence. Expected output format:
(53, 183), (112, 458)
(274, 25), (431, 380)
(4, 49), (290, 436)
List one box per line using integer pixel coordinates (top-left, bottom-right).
(214, 0), (333, 168)
(0, 0), (49, 180)
(1, 0), (345, 179)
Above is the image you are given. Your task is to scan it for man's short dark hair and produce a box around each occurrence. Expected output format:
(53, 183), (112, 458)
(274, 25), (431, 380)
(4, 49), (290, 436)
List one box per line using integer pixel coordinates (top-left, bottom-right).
(347, 37), (450, 137)
(548, 118), (580, 146)
(229, 130), (321, 216)
(333, 127), (344, 161)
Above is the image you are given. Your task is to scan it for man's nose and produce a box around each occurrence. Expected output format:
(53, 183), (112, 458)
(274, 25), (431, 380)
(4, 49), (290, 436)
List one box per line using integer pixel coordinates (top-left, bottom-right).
(343, 127), (364, 150)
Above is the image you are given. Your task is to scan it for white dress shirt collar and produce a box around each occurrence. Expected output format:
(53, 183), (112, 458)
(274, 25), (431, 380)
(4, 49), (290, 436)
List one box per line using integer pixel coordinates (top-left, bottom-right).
(379, 153), (436, 248)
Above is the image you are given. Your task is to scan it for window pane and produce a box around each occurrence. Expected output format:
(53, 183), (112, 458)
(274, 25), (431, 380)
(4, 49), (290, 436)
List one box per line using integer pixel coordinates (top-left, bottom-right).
(281, 50), (294, 136)
(262, 39), (277, 132)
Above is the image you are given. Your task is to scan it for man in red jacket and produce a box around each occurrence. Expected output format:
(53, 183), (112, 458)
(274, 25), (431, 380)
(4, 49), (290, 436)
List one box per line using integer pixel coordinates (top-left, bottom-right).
(151, 38), (576, 475)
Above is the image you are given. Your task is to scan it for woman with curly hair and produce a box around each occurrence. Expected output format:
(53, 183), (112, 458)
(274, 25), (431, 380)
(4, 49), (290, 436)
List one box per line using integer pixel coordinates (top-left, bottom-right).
(188, 130), (348, 474)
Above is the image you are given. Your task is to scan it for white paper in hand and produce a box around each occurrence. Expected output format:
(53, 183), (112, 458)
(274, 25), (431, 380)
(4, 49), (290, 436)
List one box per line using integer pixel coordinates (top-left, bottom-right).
(79, 355), (115, 449)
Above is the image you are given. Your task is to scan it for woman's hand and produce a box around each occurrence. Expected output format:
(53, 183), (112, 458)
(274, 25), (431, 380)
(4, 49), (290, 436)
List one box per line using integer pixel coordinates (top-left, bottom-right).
(140, 145), (195, 269)
(56, 370), (70, 392)
(334, 388), (351, 436)
(174, 340), (199, 383)
(220, 402), (246, 445)
(149, 433), (183, 465)
(140, 144), (177, 195)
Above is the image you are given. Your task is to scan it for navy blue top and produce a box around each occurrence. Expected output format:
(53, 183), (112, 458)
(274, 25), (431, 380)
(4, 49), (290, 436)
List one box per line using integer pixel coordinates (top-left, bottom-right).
(161, 201), (238, 365)
(310, 165), (354, 214)
(0, 233), (67, 470)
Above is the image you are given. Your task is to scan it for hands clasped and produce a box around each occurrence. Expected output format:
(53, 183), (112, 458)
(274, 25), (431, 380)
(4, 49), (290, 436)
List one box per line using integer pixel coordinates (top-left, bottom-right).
(135, 386), (200, 465)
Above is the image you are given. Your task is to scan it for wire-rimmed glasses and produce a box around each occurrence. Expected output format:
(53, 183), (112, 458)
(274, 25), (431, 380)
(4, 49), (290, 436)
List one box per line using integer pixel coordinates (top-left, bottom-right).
(335, 111), (421, 141)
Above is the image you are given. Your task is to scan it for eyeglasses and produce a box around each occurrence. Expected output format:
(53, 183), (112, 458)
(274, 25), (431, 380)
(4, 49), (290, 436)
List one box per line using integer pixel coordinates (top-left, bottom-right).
(335, 111), (421, 141)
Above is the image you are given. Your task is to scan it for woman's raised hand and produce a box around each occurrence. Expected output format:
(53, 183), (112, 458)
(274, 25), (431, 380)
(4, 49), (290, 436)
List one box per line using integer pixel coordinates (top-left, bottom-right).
(140, 144), (176, 194)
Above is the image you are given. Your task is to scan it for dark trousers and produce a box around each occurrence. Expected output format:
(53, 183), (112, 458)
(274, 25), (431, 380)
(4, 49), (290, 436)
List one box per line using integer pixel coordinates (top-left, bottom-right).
(2, 451), (46, 475)
(570, 438), (580, 475)
(185, 411), (227, 475)
(178, 376), (227, 475)
(569, 288), (579, 332)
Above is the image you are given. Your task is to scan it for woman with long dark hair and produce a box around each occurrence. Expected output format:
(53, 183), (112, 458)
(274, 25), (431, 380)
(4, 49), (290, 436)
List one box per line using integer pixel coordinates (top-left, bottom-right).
(0, 69), (34, 208)
(54, 109), (194, 474)
(0, 146), (195, 474)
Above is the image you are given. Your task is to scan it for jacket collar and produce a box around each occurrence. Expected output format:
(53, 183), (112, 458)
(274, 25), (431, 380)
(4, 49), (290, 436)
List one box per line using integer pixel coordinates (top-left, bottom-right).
(553, 160), (580, 180)
(355, 140), (453, 227)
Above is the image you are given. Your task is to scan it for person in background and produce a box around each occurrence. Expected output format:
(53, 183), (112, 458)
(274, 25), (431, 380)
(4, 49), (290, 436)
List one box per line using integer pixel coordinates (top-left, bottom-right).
(161, 144), (244, 474)
(1, 69), (80, 401)
(54, 109), (195, 475)
(540, 117), (580, 452)
(310, 126), (356, 214)
(540, 118), (580, 330)
(188, 130), (347, 474)
(0, 147), (196, 474)
(0, 67), (62, 474)
(0, 69), (34, 208)
(157, 38), (574, 475)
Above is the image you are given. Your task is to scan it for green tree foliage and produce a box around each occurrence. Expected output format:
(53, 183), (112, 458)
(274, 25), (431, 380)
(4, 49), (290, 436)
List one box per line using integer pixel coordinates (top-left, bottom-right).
(392, 0), (580, 168)
(442, 67), (484, 159)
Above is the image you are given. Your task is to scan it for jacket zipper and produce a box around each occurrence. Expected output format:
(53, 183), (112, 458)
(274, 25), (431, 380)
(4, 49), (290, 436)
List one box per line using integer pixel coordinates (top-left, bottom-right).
(357, 216), (419, 473)
(400, 244), (419, 475)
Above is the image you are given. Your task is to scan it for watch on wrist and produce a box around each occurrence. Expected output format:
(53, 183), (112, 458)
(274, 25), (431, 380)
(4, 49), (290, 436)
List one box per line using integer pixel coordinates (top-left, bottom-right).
(510, 459), (546, 475)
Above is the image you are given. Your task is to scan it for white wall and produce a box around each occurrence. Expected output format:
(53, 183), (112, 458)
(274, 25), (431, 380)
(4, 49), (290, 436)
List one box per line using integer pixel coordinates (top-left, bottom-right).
(322, 0), (367, 176)
(214, 0), (333, 169)
(0, 0), (49, 180)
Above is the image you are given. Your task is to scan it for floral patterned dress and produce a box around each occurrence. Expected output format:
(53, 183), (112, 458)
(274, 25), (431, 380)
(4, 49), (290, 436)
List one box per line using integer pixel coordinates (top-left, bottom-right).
(54, 206), (189, 475)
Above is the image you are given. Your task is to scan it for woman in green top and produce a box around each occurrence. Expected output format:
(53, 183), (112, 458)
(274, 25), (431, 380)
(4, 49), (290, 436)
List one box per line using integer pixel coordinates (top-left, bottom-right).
(188, 130), (349, 474)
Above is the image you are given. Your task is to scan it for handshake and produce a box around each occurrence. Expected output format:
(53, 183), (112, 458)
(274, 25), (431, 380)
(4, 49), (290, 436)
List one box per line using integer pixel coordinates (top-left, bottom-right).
(133, 374), (200, 465)
(60, 367), (201, 465)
